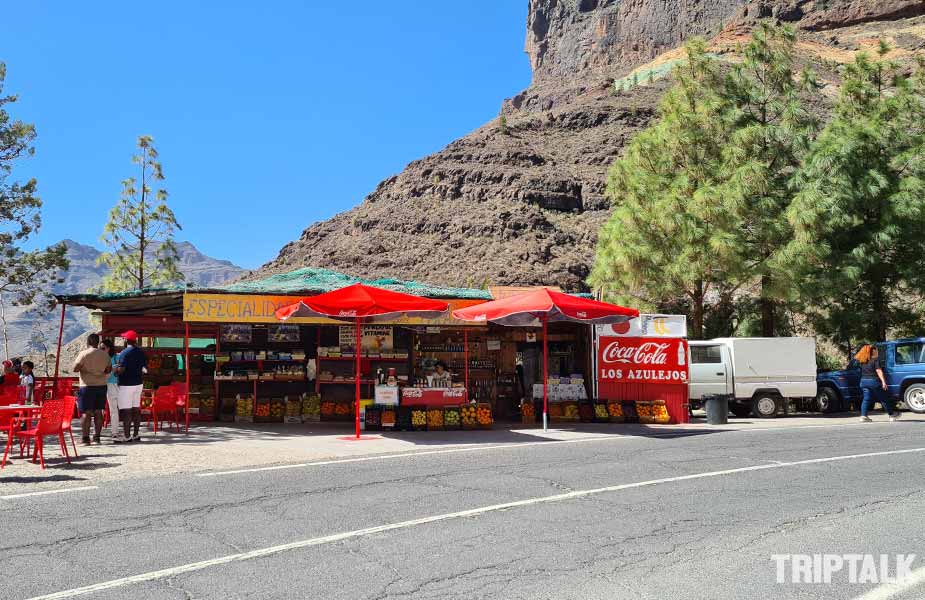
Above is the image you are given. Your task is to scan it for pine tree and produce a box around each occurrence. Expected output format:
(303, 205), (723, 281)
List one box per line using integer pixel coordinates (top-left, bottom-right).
(590, 41), (733, 338)
(717, 23), (817, 336)
(785, 44), (925, 343)
(99, 136), (184, 292)
(0, 62), (68, 359)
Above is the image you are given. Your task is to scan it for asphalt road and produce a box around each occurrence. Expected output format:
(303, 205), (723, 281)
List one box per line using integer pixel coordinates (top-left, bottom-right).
(3, 420), (925, 599)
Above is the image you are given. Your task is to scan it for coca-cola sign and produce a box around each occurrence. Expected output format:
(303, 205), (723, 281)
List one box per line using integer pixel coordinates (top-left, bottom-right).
(598, 337), (689, 384)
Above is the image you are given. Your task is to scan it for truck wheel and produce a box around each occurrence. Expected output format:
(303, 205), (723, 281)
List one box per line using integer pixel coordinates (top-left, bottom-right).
(730, 405), (752, 418)
(904, 384), (925, 414)
(752, 395), (779, 418)
(816, 387), (841, 413)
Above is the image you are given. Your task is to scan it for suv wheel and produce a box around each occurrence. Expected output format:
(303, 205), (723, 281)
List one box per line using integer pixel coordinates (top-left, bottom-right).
(816, 387), (841, 413)
(904, 384), (925, 414)
(752, 395), (779, 418)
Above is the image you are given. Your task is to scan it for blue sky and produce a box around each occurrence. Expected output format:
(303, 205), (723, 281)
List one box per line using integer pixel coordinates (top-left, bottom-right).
(2, 2), (531, 269)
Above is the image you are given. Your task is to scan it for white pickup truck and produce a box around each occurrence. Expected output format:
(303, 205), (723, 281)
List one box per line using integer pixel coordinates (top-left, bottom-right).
(688, 338), (818, 418)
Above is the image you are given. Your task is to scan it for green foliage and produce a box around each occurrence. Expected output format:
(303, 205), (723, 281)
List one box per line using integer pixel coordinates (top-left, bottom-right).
(590, 40), (733, 338)
(717, 23), (818, 335)
(0, 61), (69, 319)
(498, 115), (509, 135)
(99, 136), (183, 292)
(785, 45), (925, 344)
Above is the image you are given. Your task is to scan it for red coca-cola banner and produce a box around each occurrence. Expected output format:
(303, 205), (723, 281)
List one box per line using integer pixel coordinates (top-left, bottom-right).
(597, 337), (689, 385)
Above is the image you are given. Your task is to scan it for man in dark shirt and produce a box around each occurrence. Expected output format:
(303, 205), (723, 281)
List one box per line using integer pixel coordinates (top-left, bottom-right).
(115, 330), (147, 441)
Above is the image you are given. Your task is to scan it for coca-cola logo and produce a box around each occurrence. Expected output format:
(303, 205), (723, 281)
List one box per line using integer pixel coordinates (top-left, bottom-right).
(601, 340), (669, 365)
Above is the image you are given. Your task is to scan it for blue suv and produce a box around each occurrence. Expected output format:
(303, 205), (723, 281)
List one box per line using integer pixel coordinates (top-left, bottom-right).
(816, 338), (925, 413)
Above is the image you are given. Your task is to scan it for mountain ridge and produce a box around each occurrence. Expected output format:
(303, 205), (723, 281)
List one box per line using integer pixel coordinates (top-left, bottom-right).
(248, 1), (925, 292)
(2, 240), (244, 359)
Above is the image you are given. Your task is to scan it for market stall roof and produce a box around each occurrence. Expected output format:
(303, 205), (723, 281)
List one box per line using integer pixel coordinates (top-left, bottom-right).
(54, 267), (492, 313)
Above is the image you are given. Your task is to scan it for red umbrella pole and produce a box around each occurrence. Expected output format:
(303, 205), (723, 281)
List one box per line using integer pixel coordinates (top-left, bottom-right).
(355, 317), (362, 439)
(53, 302), (67, 389)
(542, 317), (548, 432)
(185, 321), (191, 433)
(464, 328), (469, 398)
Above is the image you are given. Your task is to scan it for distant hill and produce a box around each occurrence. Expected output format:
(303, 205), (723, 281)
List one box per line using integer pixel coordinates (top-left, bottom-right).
(2, 240), (243, 361)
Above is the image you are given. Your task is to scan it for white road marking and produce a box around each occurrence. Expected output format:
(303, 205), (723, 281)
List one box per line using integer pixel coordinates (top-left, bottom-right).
(30, 446), (925, 600)
(197, 420), (907, 477)
(0, 486), (98, 500)
(853, 565), (925, 600)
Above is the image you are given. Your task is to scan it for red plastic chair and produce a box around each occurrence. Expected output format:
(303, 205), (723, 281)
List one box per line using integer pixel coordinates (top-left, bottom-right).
(0, 408), (18, 466)
(149, 387), (182, 435)
(59, 395), (79, 457)
(2, 401), (70, 469)
(170, 382), (188, 428)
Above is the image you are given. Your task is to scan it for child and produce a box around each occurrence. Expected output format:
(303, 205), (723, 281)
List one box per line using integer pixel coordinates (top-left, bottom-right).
(19, 361), (35, 404)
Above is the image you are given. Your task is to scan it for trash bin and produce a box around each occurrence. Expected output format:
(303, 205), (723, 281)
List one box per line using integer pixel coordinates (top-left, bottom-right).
(704, 394), (729, 425)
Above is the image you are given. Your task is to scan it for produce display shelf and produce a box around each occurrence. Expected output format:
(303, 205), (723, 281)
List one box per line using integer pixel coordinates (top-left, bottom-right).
(318, 379), (376, 385)
(319, 357), (408, 362)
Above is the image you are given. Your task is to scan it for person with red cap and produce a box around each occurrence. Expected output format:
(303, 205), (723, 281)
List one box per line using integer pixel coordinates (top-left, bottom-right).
(114, 330), (147, 442)
(1, 360), (17, 387)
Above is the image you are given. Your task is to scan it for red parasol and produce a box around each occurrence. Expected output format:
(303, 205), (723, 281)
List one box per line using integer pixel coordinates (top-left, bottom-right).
(453, 288), (638, 431)
(276, 283), (449, 438)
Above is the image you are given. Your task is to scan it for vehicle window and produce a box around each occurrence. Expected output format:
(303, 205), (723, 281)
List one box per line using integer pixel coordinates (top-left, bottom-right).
(691, 345), (722, 364)
(895, 342), (925, 365)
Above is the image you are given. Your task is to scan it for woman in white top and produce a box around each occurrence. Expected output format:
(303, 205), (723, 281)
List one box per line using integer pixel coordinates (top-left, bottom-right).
(432, 361), (453, 388)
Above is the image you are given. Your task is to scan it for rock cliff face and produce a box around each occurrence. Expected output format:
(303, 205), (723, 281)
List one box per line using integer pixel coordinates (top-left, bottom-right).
(254, 0), (925, 292)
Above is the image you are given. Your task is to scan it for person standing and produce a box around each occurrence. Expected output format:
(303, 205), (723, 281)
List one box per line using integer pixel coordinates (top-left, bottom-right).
(19, 361), (35, 404)
(72, 333), (111, 444)
(100, 339), (123, 442)
(115, 330), (147, 442)
(857, 344), (901, 422)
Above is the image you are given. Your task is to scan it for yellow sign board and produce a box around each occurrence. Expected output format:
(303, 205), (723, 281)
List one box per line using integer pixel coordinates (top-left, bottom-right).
(182, 292), (486, 326)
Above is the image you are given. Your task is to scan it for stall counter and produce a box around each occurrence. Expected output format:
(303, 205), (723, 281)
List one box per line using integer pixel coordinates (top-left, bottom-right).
(401, 387), (468, 406)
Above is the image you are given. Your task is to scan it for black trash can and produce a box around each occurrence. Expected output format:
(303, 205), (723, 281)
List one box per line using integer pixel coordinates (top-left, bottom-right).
(704, 394), (729, 425)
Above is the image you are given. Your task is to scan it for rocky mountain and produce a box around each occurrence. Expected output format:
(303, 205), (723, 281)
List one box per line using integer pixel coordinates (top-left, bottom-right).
(2, 240), (243, 360)
(253, 0), (925, 292)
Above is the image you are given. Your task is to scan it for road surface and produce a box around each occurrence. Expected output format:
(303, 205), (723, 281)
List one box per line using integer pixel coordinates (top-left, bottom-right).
(2, 419), (924, 599)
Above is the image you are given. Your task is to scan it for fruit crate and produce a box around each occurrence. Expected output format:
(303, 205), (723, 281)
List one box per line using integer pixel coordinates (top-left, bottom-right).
(410, 406), (428, 431)
(443, 406), (462, 430)
(380, 405), (397, 429)
(395, 406), (412, 431)
(320, 401), (336, 421)
(460, 404), (478, 429)
(521, 401), (535, 425)
(605, 401), (624, 423)
(254, 399), (272, 423)
(636, 400), (670, 425)
(365, 405), (382, 431)
(593, 401), (610, 423)
(475, 403), (493, 429)
(426, 407), (444, 431)
(578, 401), (594, 423)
